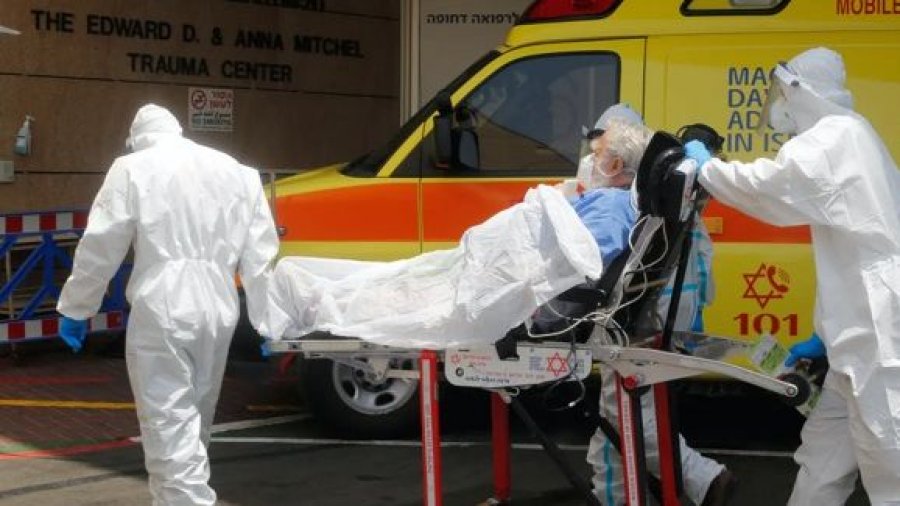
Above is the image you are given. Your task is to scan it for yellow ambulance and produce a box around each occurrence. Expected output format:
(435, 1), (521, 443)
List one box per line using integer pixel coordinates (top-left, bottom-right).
(273, 0), (900, 436)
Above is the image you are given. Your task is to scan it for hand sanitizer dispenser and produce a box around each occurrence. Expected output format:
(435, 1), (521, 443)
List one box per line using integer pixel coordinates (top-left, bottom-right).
(15, 115), (34, 156)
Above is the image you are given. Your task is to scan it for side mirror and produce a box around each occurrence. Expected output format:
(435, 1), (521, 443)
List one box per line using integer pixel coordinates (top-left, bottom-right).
(432, 93), (480, 170)
(434, 92), (454, 168)
(454, 106), (479, 169)
(457, 129), (479, 169)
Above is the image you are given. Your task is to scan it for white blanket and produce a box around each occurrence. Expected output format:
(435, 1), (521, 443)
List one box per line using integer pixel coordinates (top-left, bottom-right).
(265, 185), (602, 349)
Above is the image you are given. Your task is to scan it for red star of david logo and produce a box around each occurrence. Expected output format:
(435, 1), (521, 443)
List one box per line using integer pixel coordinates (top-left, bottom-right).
(449, 353), (461, 365)
(546, 352), (570, 377)
(742, 263), (790, 309)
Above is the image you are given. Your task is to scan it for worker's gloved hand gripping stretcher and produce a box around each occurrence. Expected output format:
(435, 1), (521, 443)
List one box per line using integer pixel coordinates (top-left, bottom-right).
(264, 184), (637, 349)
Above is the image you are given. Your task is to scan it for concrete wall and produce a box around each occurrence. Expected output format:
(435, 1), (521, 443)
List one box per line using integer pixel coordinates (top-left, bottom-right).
(0, 0), (400, 211)
(416, 0), (530, 108)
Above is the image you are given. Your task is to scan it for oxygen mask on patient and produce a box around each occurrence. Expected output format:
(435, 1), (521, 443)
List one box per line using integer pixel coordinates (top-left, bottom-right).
(588, 153), (618, 190)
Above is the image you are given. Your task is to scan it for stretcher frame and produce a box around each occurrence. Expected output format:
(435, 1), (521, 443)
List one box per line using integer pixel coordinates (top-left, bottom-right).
(268, 132), (802, 505)
(267, 336), (798, 506)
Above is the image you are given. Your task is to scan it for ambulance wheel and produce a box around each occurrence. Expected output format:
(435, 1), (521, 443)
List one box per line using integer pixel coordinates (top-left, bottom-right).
(298, 356), (420, 438)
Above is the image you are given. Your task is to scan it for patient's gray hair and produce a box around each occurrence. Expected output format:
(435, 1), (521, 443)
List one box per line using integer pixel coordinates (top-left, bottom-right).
(604, 118), (653, 180)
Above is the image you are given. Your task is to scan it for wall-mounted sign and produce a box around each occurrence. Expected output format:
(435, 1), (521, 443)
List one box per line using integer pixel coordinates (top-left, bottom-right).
(189, 87), (234, 132)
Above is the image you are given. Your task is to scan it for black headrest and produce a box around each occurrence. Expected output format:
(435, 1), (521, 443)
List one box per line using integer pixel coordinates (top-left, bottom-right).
(678, 123), (724, 153)
(635, 131), (684, 216)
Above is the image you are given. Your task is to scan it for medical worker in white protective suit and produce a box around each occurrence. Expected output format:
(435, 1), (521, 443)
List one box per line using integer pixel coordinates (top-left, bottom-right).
(570, 111), (735, 506)
(685, 47), (900, 505)
(56, 104), (279, 505)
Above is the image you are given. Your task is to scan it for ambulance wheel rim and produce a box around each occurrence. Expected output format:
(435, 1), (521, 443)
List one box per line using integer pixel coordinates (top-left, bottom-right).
(332, 358), (417, 416)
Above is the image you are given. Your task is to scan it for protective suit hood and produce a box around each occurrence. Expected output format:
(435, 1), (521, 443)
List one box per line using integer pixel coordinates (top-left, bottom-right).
(786, 47), (853, 110)
(126, 104), (183, 152)
(582, 102), (642, 138)
(767, 47), (856, 134)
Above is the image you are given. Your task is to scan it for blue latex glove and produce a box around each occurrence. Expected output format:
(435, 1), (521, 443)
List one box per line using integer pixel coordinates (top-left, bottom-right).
(785, 333), (826, 367)
(59, 317), (88, 353)
(690, 310), (705, 333)
(684, 140), (712, 167)
(260, 340), (271, 359)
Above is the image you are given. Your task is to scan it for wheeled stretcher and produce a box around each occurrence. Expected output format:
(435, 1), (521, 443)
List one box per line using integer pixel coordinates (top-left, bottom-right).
(267, 131), (807, 506)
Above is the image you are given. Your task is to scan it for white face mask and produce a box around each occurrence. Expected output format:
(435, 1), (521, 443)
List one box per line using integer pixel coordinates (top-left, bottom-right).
(588, 154), (617, 189)
(768, 96), (798, 135)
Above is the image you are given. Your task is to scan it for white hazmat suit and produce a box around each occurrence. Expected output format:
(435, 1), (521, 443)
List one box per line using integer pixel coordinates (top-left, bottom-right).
(57, 104), (279, 505)
(697, 48), (900, 505)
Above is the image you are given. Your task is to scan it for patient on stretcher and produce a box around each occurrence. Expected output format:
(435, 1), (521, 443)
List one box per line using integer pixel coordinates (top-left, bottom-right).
(264, 182), (641, 349)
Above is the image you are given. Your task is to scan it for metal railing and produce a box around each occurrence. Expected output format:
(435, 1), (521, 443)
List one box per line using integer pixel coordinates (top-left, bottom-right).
(0, 210), (128, 344)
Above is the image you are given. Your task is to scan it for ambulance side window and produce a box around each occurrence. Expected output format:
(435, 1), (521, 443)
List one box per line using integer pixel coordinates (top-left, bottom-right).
(422, 52), (620, 177)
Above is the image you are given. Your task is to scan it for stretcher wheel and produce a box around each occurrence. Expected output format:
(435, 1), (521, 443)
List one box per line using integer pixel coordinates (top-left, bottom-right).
(777, 372), (811, 407)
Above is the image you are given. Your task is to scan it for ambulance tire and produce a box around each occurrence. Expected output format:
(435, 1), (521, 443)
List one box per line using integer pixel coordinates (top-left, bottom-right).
(298, 356), (420, 439)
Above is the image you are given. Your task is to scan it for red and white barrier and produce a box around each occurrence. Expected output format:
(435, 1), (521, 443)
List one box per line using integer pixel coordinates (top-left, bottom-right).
(0, 211), (89, 235)
(0, 311), (125, 342)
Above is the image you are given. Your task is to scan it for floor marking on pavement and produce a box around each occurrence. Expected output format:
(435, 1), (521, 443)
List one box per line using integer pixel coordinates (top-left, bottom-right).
(207, 437), (798, 459)
(0, 439), (103, 453)
(0, 376), (112, 385)
(245, 404), (305, 412)
(128, 414), (312, 443)
(210, 414), (312, 434)
(0, 399), (134, 409)
(209, 436), (589, 452)
(697, 448), (794, 458)
(0, 439), (136, 460)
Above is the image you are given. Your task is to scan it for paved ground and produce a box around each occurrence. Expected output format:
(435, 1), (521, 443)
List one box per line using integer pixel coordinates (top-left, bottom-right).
(0, 339), (294, 456)
(0, 337), (872, 505)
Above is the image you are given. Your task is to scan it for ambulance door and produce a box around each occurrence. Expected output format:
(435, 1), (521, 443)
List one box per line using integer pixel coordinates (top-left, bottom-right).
(395, 39), (645, 252)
